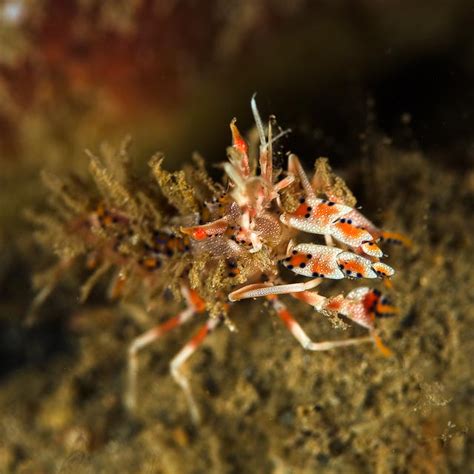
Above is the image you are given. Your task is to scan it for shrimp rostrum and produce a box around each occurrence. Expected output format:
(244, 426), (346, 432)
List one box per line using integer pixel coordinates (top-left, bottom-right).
(32, 96), (409, 422)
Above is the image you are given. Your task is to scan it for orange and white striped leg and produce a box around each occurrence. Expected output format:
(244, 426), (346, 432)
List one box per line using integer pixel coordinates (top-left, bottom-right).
(268, 296), (372, 351)
(170, 317), (221, 423)
(126, 307), (196, 412)
(126, 287), (207, 412)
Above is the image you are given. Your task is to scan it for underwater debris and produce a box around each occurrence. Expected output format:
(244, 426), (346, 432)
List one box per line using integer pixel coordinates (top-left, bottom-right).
(30, 96), (410, 423)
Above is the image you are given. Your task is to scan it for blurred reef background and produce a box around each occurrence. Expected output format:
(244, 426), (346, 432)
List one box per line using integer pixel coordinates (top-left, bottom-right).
(0, 1), (473, 472)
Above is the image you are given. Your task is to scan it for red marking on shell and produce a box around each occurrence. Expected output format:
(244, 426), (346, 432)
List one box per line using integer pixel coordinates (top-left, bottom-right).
(287, 244), (345, 279)
(337, 252), (377, 278)
(293, 202), (310, 217)
(289, 254), (309, 267)
(230, 121), (249, 157)
(193, 228), (207, 241)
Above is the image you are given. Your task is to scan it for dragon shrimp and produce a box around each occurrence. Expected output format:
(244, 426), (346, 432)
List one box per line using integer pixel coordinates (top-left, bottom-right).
(31, 95), (409, 423)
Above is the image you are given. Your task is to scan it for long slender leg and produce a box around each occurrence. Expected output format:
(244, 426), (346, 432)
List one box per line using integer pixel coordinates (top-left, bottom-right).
(288, 154), (316, 200)
(229, 278), (322, 302)
(126, 307), (195, 412)
(170, 317), (221, 424)
(126, 287), (206, 412)
(268, 296), (372, 351)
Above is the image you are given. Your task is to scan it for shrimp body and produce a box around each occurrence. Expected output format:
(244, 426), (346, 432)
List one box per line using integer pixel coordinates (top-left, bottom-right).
(33, 96), (408, 422)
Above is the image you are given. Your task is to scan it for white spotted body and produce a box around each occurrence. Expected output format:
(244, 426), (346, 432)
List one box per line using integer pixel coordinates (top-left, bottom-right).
(276, 150), (397, 282)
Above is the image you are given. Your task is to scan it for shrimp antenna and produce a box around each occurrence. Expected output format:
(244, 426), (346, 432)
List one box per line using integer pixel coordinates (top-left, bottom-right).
(251, 93), (267, 149)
